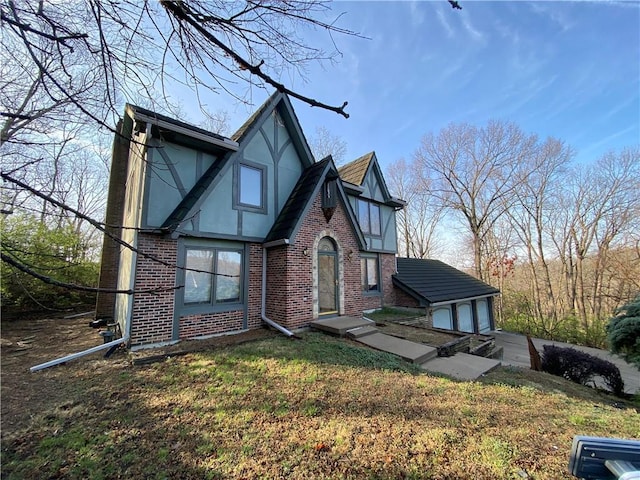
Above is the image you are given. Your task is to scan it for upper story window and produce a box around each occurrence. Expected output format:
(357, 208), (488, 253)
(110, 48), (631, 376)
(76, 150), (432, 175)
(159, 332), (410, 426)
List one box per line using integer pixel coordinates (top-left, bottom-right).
(357, 199), (381, 236)
(235, 162), (267, 213)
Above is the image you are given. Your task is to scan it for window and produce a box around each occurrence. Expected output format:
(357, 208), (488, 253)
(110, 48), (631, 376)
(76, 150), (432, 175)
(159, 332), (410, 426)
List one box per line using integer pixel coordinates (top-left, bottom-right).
(184, 247), (242, 305)
(360, 255), (380, 293)
(239, 164), (262, 207)
(357, 199), (381, 236)
(235, 162), (266, 212)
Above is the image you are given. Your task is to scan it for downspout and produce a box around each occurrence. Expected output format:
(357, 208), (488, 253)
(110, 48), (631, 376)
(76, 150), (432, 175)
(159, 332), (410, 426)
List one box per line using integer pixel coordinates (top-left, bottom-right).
(261, 248), (296, 337)
(30, 335), (129, 372)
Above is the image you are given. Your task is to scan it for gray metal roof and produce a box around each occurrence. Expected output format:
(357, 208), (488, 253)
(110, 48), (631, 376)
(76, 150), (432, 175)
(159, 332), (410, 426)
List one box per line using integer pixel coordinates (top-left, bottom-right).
(393, 258), (500, 305)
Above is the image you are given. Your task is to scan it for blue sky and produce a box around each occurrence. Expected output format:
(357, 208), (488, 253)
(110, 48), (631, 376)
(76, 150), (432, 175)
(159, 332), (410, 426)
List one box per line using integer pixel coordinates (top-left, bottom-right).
(175, 1), (639, 173)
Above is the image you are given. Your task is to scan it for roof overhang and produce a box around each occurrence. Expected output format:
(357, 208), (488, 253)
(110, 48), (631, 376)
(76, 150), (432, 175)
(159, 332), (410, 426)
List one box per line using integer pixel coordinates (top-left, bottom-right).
(341, 181), (364, 195)
(263, 238), (290, 249)
(429, 292), (501, 307)
(128, 107), (239, 151)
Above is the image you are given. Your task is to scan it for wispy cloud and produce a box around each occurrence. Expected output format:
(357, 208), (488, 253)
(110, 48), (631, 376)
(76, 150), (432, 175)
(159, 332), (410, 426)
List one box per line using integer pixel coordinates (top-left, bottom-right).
(408, 1), (426, 28)
(528, 2), (575, 32)
(436, 6), (454, 38)
(460, 11), (487, 44)
(601, 96), (638, 121)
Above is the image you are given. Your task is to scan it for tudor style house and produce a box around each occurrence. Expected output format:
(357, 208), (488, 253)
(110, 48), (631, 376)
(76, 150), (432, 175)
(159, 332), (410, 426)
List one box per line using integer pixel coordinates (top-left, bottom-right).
(96, 92), (405, 347)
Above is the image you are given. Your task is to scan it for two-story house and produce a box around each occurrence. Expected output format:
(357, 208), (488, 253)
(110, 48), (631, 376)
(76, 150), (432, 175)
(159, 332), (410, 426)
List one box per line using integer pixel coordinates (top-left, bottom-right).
(96, 92), (405, 348)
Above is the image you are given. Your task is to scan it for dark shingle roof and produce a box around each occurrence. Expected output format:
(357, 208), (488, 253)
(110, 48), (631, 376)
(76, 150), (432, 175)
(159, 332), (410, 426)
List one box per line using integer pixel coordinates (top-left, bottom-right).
(264, 158), (331, 243)
(393, 258), (500, 305)
(338, 152), (373, 186)
(231, 91), (280, 143)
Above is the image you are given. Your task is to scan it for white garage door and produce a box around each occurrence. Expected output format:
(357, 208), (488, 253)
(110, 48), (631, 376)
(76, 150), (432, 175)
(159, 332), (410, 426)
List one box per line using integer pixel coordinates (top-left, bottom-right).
(477, 299), (491, 333)
(432, 307), (453, 330)
(457, 303), (474, 332)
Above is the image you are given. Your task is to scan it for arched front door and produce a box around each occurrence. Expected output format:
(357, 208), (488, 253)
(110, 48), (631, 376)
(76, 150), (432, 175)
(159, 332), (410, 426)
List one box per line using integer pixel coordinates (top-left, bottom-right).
(317, 237), (338, 315)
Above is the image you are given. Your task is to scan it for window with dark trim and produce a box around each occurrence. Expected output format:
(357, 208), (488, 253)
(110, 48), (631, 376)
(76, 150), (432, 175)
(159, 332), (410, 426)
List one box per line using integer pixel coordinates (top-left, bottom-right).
(184, 247), (243, 305)
(357, 199), (381, 236)
(235, 162), (266, 212)
(360, 254), (380, 293)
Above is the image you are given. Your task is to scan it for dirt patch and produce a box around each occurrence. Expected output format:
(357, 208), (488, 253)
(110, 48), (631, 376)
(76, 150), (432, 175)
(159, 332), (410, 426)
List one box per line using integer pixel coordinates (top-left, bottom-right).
(375, 321), (461, 346)
(0, 313), (277, 437)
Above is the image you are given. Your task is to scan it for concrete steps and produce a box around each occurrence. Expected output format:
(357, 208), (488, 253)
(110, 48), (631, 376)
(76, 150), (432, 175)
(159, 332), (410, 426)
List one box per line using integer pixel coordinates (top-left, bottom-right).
(345, 325), (379, 338)
(420, 352), (501, 380)
(310, 316), (501, 380)
(310, 316), (373, 336)
(355, 332), (437, 365)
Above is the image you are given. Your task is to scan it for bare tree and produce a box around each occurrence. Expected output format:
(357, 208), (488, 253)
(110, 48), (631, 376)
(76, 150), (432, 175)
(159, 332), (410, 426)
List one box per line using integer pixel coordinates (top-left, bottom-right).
(310, 126), (348, 165)
(505, 138), (573, 330)
(386, 157), (444, 259)
(414, 121), (537, 280)
(0, 0), (363, 298)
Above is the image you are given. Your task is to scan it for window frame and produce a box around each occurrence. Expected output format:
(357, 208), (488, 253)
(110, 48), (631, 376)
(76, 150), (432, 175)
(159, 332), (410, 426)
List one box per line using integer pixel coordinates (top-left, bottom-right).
(357, 198), (382, 237)
(360, 253), (381, 295)
(234, 161), (267, 213)
(179, 240), (246, 315)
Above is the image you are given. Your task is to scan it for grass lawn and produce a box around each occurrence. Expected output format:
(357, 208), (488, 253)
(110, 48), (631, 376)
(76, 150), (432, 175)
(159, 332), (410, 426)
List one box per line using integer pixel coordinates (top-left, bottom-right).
(2, 332), (638, 479)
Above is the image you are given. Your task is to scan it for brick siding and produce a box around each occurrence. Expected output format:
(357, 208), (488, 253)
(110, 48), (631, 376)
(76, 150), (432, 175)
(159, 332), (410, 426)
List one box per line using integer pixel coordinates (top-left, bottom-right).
(128, 193), (401, 345)
(394, 287), (421, 308)
(129, 233), (176, 345)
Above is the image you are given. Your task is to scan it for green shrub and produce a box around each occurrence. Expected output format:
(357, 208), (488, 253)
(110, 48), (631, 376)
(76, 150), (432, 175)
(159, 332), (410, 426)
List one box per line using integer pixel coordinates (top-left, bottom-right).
(607, 296), (640, 368)
(1, 214), (99, 309)
(541, 345), (625, 396)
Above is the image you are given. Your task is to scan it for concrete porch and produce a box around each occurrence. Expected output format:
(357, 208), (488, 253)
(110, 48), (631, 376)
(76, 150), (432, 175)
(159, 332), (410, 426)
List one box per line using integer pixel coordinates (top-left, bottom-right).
(310, 316), (501, 380)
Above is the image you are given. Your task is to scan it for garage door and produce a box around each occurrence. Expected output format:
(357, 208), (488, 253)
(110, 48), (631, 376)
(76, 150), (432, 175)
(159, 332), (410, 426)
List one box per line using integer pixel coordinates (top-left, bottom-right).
(432, 307), (453, 330)
(477, 299), (491, 333)
(457, 303), (474, 332)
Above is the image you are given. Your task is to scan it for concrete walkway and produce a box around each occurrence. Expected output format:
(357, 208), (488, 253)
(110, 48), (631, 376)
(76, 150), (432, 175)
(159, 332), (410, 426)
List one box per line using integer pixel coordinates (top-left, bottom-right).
(421, 353), (501, 381)
(493, 331), (639, 395)
(311, 317), (499, 380)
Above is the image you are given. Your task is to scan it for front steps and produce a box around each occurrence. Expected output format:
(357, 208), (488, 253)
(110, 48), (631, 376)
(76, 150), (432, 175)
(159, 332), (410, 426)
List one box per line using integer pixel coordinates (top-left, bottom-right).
(310, 316), (501, 380)
(351, 331), (437, 365)
(420, 353), (501, 380)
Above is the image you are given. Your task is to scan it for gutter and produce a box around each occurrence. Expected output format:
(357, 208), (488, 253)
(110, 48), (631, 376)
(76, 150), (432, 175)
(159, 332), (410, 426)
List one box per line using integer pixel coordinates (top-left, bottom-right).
(261, 248), (296, 338)
(30, 334), (128, 372)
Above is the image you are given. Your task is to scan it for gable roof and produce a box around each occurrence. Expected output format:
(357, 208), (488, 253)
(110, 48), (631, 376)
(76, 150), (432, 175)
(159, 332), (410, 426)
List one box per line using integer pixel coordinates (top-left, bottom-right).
(161, 92), (316, 233)
(338, 151), (406, 208)
(264, 156), (366, 249)
(231, 91), (314, 167)
(125, 104), (238, 153)
(338, 152), (374, 186)
(393, 258), (500, 306)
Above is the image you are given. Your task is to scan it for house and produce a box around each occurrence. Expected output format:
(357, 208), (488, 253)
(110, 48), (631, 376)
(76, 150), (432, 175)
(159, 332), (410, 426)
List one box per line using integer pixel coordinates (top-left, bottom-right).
(96, 92), (406, 347)
(393, 258), (500, 334)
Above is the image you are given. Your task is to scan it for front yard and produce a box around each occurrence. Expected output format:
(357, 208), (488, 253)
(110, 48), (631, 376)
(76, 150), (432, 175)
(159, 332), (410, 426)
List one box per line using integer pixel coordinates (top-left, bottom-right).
(1, 315), (638, 479)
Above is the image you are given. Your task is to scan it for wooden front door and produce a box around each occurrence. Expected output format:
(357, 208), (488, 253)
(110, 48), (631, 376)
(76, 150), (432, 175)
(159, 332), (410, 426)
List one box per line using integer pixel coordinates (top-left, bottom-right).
(318, 237), (338, 315)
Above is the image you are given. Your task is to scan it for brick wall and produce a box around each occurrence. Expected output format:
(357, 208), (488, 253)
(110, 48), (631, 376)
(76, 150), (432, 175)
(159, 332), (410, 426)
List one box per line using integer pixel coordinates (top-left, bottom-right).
(179, 310), (244, 338)
(95, 118), (130, 319)
(394, 287), (421, 308)
(129, 233), (176, 345)
(381, 253), (397, 306)
(130, 236), (265, 346)
(247, 243), (264, 330)
(128, 194), (403, 344)
(265, 191), (381, 330)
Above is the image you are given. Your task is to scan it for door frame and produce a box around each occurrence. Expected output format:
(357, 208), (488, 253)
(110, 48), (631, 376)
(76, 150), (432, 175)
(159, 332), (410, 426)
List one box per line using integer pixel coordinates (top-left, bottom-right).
(318, 249), (338, 316)
(312, 230), (345, 319)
